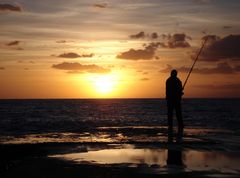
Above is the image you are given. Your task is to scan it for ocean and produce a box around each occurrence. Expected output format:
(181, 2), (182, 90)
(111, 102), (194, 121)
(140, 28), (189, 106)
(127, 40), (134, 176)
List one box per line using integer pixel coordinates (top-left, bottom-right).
(1, 99), (240, 177)
(0, 99), (240, 146)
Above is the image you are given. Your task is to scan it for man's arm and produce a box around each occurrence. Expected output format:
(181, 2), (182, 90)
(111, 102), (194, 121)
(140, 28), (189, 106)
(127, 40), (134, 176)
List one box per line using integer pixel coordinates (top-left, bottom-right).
(180, 80), (184, 96)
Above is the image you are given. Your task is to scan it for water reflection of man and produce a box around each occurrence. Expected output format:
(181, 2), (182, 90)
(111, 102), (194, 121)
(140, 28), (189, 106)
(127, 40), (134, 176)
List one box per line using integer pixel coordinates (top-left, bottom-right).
(167, 130), (184, 167)
(166, 69), (184, 133)
(167, 149), (183, 166)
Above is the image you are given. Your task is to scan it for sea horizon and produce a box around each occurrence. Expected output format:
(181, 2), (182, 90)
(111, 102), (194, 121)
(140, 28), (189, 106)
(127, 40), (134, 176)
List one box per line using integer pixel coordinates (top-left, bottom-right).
(1, 97), (240, 100)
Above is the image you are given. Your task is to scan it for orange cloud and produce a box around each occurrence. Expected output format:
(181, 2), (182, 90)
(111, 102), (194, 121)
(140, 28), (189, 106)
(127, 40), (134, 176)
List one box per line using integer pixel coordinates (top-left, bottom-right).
(52, 62), (110, 74)
(93, 3), (107, 8)
(57, 52), (94, 58)
(140, 78), (150, 81)
(6, 40), (21, 46)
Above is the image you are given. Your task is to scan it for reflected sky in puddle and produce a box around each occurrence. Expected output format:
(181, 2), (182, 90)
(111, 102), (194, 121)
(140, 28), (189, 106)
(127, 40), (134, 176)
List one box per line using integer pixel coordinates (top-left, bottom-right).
(54, 148), (167, 165)
(50, 145), (240, 174)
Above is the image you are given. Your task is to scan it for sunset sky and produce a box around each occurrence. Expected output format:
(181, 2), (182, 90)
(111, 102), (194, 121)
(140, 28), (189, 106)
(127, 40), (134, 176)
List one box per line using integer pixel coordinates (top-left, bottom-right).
(0, 0), (240, 98)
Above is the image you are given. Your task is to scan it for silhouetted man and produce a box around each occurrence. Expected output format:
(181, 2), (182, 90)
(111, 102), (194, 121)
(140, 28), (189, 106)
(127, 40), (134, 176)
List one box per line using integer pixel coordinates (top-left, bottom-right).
(166, 69), (184, 133)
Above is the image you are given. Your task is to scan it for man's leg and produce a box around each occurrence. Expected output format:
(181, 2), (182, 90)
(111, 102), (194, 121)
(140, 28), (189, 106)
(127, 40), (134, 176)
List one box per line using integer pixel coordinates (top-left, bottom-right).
(167, 101), (174, 132)
(176, 101), (184, 132)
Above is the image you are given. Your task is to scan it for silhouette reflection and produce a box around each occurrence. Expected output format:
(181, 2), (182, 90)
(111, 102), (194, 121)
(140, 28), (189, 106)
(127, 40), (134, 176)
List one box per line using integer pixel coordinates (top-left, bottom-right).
(167, 149), (183, 166)
(167, 132), (184, 167)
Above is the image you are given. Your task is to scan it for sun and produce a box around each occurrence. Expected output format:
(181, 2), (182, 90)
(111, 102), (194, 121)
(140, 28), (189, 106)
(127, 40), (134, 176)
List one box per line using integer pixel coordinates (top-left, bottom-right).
(84, 71), (124, 97)
(94, 75), (115, 94)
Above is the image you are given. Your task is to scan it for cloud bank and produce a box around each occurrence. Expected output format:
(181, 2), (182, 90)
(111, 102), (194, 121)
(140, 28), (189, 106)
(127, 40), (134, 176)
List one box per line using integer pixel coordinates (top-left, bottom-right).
(117, 42), (162, 60)
(160, 62), (238, 74)
(199, 34), (240, 61)
(194, 83), (240, 90)
(129, 32), (191, 48)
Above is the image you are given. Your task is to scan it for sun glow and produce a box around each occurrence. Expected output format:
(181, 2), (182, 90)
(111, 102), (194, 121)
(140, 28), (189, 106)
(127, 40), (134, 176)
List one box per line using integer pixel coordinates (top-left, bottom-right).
(94, 75), (115, 94)
(83, 71), (128, 98)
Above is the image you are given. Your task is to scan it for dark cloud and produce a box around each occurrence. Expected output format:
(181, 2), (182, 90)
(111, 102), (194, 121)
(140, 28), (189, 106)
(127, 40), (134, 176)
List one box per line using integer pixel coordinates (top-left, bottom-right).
(81, 54), (94, 58)
(161, 34), (169, 39)
(117, 48), (154, 60)
(194, 0), (212, 4)
(52, 62), (110, 73)
(129, 32), (190, 48)
(223, 26), (233, 29)
(199, 34), (240, 61)
(160, 62), (238, 74)
(56, 40), (67, 43)
(202, 35), (220, 43)
(58, 52), (80, 58)
(93, 3), (107, 8)
(147, 42), (165, 49)
(159, 33), (191, 48)
(123, 32), (191, 60)
(6, 40), (20, 46)
(129, 31), (159, 40)
(16, 47), (24, 50)
(57, 52), (94, 58)
(167, 33), (191, 48)
(5, 41), (23, 50)
(56, 40), (74, 43)
(151, 32), (158, 39)
(0, 3), (22, 12)
(117, 42), (162, 60)
(0, 67), (5, 70)
(140, 78), (149, 81)
(18, 60), (35, 63)
(130, 31), (145, 39)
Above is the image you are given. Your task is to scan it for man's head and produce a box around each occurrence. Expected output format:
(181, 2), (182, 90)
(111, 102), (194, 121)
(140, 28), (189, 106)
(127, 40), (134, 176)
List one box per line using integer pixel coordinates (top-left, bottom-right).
(171, 69), (177, 77)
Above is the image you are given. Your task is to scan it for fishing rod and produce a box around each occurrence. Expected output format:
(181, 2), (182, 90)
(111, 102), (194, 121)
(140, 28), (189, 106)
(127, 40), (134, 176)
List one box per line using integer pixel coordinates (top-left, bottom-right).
(182, 36), (208, 90)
